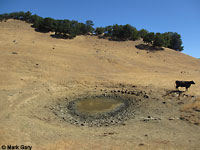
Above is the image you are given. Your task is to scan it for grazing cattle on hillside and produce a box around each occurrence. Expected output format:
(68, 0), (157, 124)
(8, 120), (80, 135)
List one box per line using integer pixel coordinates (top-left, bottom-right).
(175, 80), (195, 91)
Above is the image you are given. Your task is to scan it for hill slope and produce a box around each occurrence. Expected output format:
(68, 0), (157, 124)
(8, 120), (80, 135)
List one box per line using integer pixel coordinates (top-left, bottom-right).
(1, 20), (200, 92)
(0, 19), (200, 150)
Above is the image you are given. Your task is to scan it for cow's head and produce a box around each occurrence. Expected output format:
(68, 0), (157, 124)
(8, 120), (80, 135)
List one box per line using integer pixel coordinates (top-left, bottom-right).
(190, 81), (195, 84)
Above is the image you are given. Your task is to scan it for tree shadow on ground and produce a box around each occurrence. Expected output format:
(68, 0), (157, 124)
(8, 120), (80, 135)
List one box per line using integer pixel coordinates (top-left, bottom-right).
(108, 38), (127, 42)
(50, 34), (74, 39)
(30, 25), (50, 33)
(135, 44), (164, 52)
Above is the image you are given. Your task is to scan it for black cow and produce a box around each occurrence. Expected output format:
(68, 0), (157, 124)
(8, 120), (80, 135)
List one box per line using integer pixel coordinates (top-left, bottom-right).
(175, 80), (195, 91)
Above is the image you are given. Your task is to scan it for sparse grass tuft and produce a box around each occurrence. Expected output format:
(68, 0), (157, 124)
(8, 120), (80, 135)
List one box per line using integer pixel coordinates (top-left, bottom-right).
(181, 97), (200, 112)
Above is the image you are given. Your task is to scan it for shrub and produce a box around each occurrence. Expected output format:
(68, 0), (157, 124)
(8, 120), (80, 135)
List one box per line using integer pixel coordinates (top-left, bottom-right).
(143, 32), (155, 45)
(95, 27), (105, 35)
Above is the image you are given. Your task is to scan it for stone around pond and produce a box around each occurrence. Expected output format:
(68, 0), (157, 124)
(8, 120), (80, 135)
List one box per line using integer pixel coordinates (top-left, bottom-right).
(64, 95), (136, 127)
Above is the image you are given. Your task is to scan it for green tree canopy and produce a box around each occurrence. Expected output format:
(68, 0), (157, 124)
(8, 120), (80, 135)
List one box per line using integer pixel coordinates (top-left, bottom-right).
(95, 27), (105, 35)
(0, 11), (184, 51)
(143, 32), (155, 45)
(85, 20), (94, 33)
(104, 26), (113, 37)
(168, 32), (184, 51)
(153, 33), (165, 47)
(138, 29), (148, 38)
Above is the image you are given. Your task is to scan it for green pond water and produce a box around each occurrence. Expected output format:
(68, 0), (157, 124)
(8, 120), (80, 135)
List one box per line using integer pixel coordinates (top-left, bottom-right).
(76, 97), (124, 114)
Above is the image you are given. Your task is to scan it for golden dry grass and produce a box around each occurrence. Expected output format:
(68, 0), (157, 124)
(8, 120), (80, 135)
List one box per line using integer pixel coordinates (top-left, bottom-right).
(181, 97), (200, 112)
(0, 19), (200, 93)
(1, 19), (200, 150)
(180, 97), (200, 127)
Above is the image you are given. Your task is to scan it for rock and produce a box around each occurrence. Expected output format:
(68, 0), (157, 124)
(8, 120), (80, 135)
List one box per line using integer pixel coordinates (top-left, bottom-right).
(131, 92), (135, 95)
(103, 133), (107, 136)
(173, 93), (179, 97)
(143, 116), (161, 121)
(193, 108), (200, 112)
(108, 132), (114, 135)
(178, 102), (184, 105)
(169, 117), (175, 120)
(12, 52), (18, 54)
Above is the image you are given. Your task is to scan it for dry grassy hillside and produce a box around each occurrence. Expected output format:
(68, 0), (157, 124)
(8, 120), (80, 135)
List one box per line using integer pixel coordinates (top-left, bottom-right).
(0, 20), (200, 93)
(0, 19), (200, 150)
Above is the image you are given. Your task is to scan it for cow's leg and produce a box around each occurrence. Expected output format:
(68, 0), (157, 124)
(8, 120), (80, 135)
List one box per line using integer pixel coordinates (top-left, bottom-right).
(185, 85), (191, 91)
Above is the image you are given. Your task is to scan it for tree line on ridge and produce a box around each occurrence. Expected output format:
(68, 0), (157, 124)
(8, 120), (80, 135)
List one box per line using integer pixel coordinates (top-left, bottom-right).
(0, 11), (183, 51)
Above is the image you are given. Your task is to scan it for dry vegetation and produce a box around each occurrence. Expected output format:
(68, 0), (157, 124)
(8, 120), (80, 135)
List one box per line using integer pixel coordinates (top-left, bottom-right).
(180, 97), (200, 125)
(182, 97), (200, 112)
(0, 19), (200, 150)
